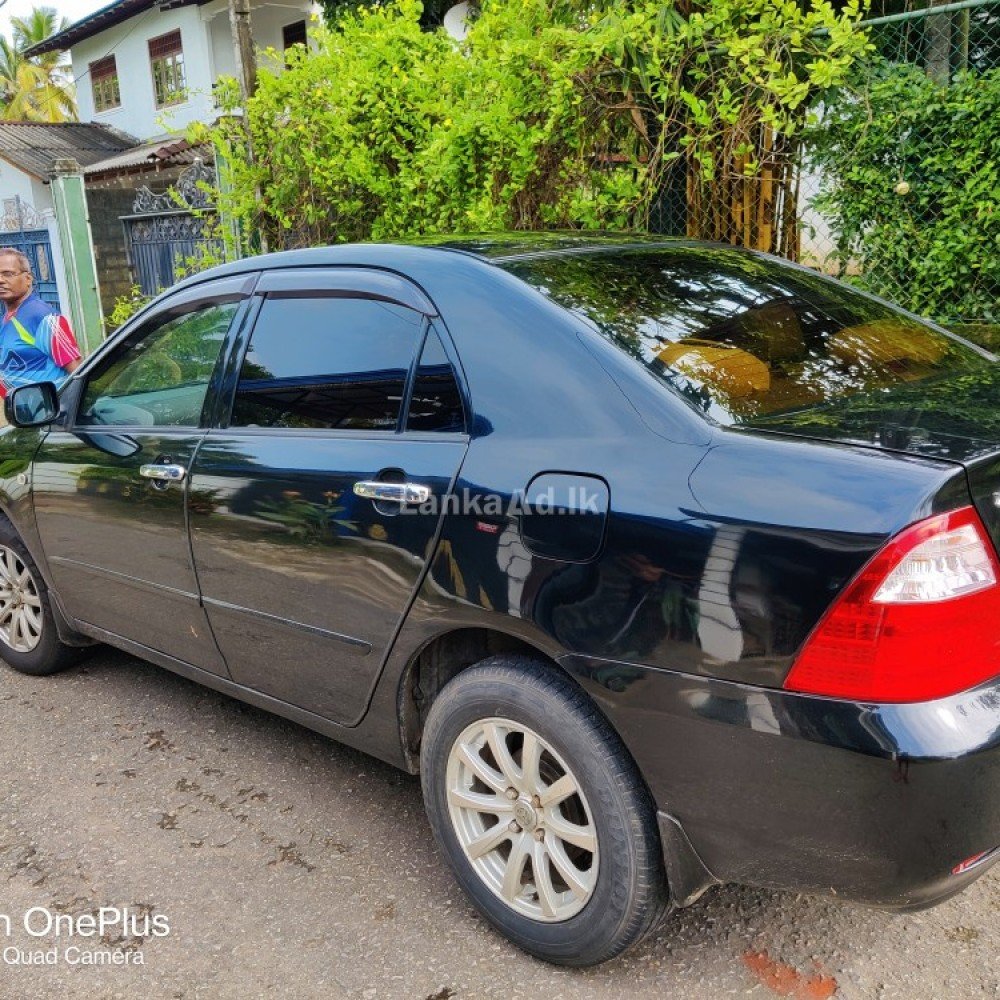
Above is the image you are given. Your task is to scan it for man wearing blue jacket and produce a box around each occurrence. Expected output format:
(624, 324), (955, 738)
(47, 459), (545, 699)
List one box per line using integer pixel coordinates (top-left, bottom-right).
(0, 247), (82, 403)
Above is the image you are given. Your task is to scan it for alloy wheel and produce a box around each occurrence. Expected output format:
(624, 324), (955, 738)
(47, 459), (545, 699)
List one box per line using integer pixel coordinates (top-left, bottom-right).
(445, 716), (599, 922)
(0, 545), (43, 653)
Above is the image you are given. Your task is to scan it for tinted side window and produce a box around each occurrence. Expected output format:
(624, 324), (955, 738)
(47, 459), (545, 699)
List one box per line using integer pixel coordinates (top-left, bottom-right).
(406, 328), (464, 432)
(230, 297), (422, 431)
(79, 301), (237, 427)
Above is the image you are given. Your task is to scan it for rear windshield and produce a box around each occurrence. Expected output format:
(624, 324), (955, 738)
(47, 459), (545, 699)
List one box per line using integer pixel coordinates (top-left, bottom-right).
(503, 247), (989, 424)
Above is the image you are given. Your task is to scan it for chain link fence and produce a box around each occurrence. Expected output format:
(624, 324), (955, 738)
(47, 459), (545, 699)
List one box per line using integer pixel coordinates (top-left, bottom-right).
(865, 0), (1000, 77)
(648, 1), (999, 335)
(798, 0), (1000, 336)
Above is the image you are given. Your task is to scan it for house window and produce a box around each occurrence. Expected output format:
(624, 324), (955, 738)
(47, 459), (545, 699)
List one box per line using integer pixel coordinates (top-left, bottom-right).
(90, 55), (120, 112)
(282, 20), (307, 50)
(148, 30), (186, 108)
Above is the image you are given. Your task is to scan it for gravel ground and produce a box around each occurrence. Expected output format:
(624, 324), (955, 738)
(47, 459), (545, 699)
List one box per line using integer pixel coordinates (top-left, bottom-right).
(1, 649), (998, 1000)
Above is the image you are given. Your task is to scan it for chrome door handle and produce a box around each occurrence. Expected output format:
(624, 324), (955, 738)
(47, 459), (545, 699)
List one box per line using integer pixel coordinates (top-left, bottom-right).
(139, 463), (187, 482)
(353, 481), (431, 504)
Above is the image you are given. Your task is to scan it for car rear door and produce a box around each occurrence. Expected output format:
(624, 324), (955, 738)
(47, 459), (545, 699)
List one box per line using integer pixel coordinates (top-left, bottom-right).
(30, 274), (257, 673)
(187, 267), (469, 725)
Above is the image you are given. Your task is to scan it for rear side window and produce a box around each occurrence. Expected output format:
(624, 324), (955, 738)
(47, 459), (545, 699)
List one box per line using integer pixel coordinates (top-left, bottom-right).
(406, 327), (464, 432)
(230, 296), (423, 430)
(503, 249), (987, 423)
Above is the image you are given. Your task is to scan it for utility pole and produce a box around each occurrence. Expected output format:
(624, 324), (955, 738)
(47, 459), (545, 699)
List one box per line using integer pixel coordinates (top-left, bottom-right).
(228, 0), (257, 101)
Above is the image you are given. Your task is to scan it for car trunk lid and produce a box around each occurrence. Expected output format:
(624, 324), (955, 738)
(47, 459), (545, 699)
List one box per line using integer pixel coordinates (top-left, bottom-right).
(745, 363), (1000, 554)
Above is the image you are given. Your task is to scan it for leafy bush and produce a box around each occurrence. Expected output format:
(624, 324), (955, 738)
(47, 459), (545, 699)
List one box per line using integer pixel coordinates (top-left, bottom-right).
(200, 0), (869, 253)
(318, 0), (450, 27)
(806, 63), (1000, 323)
(107, 286), (149, 332)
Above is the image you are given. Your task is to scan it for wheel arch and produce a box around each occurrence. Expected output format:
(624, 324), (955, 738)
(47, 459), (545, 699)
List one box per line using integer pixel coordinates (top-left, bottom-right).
(397, 626), (580, 772)
(0, 505), (93, 648)
(394, 625), (718, 909)
(414, 641), (674, 960)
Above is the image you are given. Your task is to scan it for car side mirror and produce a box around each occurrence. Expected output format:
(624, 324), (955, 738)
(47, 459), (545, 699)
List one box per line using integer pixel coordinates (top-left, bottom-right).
(5, 382), (60, 428)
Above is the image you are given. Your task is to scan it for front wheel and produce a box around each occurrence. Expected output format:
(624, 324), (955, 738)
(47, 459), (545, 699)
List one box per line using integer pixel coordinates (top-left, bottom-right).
(0, 522), (82, 676)
(420, 655), (670, 966)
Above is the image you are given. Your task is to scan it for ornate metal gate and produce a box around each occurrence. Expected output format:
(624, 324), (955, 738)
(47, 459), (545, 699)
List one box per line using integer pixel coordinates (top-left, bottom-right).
(0, 196), (60, 308)
(121, 160), (224, 296)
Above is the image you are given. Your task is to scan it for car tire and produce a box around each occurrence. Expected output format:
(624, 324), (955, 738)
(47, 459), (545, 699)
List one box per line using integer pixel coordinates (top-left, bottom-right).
(420, 654), (670, 966)
(0, 519), (82, 676)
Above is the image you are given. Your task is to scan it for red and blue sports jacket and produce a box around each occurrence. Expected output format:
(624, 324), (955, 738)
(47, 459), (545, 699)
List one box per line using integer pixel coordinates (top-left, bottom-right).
(0, 292), (81, 398)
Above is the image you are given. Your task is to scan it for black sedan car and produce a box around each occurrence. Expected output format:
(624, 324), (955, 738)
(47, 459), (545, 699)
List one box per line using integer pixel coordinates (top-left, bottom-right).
(2, 235), (1000, 967)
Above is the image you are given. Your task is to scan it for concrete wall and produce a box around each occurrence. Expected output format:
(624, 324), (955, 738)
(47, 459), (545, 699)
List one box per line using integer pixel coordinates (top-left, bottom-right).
(87, 186), (145, 323)
(0, 160), (53, 219)
(44, 209), (70, 317)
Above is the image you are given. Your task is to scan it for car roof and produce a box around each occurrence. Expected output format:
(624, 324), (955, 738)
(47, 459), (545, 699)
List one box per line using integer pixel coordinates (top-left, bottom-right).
(409, 232), (713, 260)
(169, 233), (737, 291)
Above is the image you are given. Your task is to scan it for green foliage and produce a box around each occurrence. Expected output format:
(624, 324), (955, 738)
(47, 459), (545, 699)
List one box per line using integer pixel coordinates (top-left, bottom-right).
(0, 6), (76, 121)
(253, 491), (357, 545)
(107, 286), (150, 333)
(806, 63), (1000, 324)
(201, 0), (870, 251)
(319, 0), (451, 28)
(175, 231), (227, 280)
(752, 363), (1000, 451)
(953, 323), (1000, 352)
(119, 304), (236, 390)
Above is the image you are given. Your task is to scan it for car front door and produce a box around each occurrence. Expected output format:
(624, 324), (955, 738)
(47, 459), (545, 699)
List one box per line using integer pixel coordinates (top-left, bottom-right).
(187, 268), (469, 725)
(30, 274), (257, 674)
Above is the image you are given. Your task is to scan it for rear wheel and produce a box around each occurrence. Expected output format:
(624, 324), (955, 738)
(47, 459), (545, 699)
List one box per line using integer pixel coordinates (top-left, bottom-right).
(0, 522), (82, 676)
(420, 654), (670, 966)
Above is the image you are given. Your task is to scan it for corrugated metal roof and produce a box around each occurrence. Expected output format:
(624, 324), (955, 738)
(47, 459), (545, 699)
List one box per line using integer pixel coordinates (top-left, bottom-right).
(83, 136), (203, 178)
(0, 121), (139, 180)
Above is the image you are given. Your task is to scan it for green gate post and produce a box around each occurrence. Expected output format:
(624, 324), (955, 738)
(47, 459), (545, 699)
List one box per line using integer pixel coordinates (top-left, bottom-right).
(48, 157), (104, 356)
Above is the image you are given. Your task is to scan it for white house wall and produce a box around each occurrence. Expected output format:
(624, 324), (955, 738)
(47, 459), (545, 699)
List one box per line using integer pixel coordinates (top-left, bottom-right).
(0, 159), (35, 211)
(30, 177), (52, 216)
(0, 161), (53, 219)
(72, 6), (218, 141)
(204, 0), (316, 81)
(72, 2), (318, 142)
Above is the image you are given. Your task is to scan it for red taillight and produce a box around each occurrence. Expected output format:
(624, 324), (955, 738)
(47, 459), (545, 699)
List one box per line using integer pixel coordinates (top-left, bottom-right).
(784, 506), (1000, 703)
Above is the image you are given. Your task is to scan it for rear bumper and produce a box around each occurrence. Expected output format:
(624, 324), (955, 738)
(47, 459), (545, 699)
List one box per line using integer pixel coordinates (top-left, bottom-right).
(560, 654), (1000, 909)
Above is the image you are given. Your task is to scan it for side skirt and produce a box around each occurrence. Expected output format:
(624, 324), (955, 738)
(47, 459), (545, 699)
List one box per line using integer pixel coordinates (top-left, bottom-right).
(72, 619), (412, 772)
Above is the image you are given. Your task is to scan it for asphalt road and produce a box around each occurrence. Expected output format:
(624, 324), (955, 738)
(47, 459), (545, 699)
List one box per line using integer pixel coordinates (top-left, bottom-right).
(1, 648), (998, 1000)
